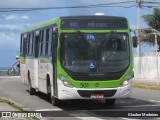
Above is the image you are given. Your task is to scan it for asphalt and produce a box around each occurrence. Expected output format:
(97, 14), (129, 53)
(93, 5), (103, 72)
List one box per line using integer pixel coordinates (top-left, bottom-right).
(0, 76), (160, 119)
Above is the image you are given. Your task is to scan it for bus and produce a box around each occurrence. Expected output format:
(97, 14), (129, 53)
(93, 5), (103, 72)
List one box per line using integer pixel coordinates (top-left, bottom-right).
(20, 16), (133, 106)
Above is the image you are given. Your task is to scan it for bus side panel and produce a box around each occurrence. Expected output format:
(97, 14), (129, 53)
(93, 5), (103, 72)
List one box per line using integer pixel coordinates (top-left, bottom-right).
(20, 57), (27, 85)
(38, 58), (53, 94)
(26, 58), (35, 88)
(38, 58), (47, 93)
(34, 59), (38, 89)
(20, 34), (28, 85)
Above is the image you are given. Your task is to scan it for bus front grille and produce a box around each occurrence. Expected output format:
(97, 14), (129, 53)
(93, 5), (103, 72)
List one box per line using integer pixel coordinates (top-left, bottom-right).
(77, 90), (117, 98)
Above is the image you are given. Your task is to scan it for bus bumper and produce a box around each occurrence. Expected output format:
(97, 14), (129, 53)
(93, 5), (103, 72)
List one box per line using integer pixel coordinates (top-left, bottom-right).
(57, 80), (132, 100)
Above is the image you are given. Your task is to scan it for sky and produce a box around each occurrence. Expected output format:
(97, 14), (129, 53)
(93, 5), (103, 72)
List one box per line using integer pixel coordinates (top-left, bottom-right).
(0, 0), (158, 67)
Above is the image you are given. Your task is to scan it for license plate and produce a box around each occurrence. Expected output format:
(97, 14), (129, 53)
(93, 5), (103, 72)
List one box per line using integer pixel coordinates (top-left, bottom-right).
(90, 94), (104, 99)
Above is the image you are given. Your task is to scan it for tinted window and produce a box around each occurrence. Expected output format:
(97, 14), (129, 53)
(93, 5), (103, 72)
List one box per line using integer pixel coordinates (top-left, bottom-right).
(45, 29), (50, 55)
(20, 35), (23, 56)
(42, 30), (46, 56)
(27, 34), (30, 55)
(29, 33), (33, 55)
(40, 30), (44, 56)
(60, 33), (129, 73)
(48, 28), (52, 56)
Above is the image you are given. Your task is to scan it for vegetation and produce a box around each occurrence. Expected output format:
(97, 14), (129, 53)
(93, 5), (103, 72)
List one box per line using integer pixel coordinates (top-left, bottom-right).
(141, 8), (160, 48)
(143, 8), (160, 31)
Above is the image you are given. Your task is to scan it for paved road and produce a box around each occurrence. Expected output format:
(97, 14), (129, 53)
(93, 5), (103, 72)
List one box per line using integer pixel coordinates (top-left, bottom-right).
(0, 76), (160, 120)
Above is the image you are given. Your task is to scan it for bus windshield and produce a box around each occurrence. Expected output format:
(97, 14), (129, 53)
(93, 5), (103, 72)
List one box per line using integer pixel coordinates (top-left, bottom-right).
(60, 33), (129, 73)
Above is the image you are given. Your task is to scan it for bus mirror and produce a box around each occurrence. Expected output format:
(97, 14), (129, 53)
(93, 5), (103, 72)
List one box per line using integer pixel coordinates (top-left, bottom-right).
(132, 36), (137, 48)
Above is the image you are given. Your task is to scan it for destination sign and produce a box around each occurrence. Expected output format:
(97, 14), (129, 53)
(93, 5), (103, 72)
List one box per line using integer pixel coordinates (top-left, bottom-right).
(61, 18), (128, 30)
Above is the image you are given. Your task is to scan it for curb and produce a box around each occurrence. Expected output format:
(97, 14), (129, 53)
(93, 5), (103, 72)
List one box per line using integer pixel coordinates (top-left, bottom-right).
(133, 84), (160, 90)
(0, 76), (21, 78)
(0, 97), (40, 120)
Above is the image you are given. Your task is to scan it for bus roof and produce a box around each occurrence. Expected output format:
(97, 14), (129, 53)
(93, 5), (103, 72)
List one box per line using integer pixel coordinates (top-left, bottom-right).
(22, 17), (59, 33)
(22, 15), (128, 33)
(60, 15), (127, 20)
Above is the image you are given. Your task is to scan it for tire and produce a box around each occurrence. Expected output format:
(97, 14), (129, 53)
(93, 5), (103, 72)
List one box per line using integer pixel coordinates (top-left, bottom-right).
(7, 68), (16, 76)
(105, 99), (116, 105)
(51, 96), (59, 106)
(28, 73), (35, 95)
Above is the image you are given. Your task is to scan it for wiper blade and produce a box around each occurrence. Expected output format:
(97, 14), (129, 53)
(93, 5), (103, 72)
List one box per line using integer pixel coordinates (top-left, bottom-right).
(77, 30), (84, 39)
(76, 30), (88, 43)
(99, 31), (115, 47)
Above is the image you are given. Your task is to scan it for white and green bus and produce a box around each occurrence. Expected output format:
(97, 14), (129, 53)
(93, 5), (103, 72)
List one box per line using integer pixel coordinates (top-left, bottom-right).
(20, 16), (133, 106)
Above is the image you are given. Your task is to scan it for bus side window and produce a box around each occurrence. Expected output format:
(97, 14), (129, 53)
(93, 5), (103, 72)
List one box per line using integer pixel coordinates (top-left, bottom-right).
(32, 32), (35, 55)
(42, 30), (46, 56)
(34, 31), (40, 58)
(52, 32), (58, 52)
(27, 34), (30, 56)
(45, 28), (50, 56)
(29, 33), (33, 56)
(23, 34), (27, 57)
(48, 28), (52, 56)
(20, 35), (23, 56)
(39, 30), (44, 56)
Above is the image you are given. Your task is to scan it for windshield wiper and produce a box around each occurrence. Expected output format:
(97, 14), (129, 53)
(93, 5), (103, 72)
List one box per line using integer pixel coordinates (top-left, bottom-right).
(76, 30), (90, 47)
(77, 30), (86, 41)
(100, 31), (115, 47)
(102, 31), (114, 47)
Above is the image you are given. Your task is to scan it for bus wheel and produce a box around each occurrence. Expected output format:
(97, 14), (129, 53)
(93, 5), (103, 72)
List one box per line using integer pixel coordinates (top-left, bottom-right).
(51, 96), (59, 106)
(105, 99), (116, 105)
(28, 74), (35, 95)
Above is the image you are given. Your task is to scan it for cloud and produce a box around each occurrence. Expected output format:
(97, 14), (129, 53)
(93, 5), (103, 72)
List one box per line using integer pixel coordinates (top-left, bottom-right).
(0, 32), (20, 50)
(62, 0), (136, 16)
(0, 0), (135, 8)
(20, 15), (29, 19)
(4, 14), (30, 21)
(0, 23), (31, 30)
(5, 14), (17, 20)
(78, 0), (134, 5)
(0, 0), (61, 8)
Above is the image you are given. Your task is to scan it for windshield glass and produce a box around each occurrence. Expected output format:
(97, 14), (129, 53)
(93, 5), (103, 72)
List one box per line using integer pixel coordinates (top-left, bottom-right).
(60, 33), (129, 73)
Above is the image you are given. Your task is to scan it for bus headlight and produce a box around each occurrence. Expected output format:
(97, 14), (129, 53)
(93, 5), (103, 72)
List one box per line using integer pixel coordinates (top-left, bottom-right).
(59, 75), (73, 88)
(121, 75), (132, 87)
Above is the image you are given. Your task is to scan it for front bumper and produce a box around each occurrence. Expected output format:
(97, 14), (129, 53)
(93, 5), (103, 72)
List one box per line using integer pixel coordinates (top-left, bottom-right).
(57, 80), (132, 100)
